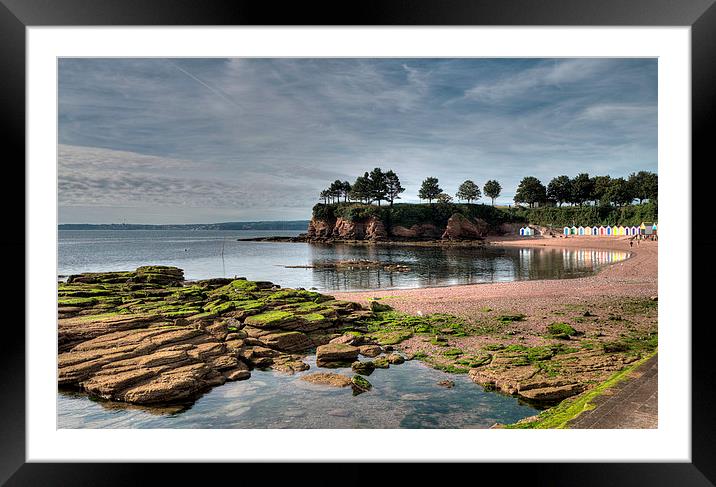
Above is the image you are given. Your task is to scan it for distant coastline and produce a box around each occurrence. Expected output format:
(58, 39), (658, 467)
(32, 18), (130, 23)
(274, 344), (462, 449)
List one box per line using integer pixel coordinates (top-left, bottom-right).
(58, 221), (310, 231)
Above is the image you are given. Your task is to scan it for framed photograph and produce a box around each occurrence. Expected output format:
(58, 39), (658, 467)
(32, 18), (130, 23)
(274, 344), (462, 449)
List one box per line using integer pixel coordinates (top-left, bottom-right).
(5, 0), (714, 484)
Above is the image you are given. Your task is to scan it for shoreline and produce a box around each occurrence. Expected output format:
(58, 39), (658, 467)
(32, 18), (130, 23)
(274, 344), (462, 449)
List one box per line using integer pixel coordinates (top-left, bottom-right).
(332, 235), (655, 309)
(327, 234), (657, 425)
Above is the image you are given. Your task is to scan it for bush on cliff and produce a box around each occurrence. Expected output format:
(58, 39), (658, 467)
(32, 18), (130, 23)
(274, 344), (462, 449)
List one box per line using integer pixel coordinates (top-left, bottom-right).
(511, 201), (657, 227)
(335, 203), (382, 222)
(312, 203), (336, 221)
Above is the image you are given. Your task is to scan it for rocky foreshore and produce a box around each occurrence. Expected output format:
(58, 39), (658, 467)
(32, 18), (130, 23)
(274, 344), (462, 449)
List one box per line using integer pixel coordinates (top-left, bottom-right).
(57, 259), (656, 414)
(58, 266), (406, 406)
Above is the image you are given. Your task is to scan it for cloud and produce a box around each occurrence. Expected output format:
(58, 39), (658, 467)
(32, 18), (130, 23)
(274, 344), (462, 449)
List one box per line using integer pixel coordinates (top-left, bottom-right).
(58, 58), (657, 222)
(58, 145), (320, 211)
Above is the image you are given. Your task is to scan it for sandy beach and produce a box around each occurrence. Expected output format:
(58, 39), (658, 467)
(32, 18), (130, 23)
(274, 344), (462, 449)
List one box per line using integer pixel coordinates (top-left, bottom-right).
(333, 235), (657, 352)
(334, 235), (657, 317)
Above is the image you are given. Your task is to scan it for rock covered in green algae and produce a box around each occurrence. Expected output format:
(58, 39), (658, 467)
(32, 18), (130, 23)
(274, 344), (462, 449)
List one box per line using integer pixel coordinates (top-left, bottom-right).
(351, 375), (372, 394)
(57, 266), (379, 406)
(372, 357), (390, 369)
(369, 300), (393, 313)
(66, 266), (185, 287)
(467, 348), (632, 403)
(351, 360), (375, 375)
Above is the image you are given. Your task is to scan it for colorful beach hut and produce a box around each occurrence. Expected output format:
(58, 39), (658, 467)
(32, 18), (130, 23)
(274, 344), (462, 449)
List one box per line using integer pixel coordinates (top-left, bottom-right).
(598, 226), (606, 236)
(630, 226), (639, 235)
(571, 226), (578, 235)
(617, 226), (625, 236)
(612, 226), (619, 236)
(591, 226), (599, 235)
(519, 227), (533, 236)
(584, 226), (592, 236)
(625, 226), (632, 236)
(640, 222), (654, 235)
(606, 226), (612, 236)
(652, 223), (657, 234)
(563, 226), (570, 236)
(578, 226), (585, 235)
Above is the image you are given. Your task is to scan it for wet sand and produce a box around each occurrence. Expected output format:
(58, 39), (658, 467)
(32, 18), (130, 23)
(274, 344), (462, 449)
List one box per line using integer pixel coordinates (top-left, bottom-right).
(333, 235), (657, 333)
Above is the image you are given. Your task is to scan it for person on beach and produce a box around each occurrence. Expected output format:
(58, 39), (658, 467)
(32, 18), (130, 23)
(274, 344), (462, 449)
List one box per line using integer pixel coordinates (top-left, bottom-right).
(630, 240), (633, 248)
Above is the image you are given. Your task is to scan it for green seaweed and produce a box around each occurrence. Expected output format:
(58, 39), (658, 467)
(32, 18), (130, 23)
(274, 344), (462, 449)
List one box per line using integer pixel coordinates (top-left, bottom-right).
(547, 322), (578, 339)
(244, 310), (297, 327)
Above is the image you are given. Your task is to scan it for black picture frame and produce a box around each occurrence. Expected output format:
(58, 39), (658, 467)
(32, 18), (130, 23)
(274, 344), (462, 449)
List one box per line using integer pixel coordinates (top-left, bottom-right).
(3, 0), (713, 484)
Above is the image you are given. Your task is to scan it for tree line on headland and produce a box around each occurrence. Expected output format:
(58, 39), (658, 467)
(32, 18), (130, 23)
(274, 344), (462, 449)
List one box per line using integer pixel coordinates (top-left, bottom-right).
(319, 168), (657, 208)
(319, 168), (502, 207)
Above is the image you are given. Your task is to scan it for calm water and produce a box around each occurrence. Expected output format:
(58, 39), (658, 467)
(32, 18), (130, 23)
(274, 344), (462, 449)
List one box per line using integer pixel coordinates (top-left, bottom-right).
(58, 230), (630, 291)
(58, 355), (538, 429)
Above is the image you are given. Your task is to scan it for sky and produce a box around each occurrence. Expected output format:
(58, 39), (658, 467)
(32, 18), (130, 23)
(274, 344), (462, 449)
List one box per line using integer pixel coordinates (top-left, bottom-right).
(58, 58), (657, 224)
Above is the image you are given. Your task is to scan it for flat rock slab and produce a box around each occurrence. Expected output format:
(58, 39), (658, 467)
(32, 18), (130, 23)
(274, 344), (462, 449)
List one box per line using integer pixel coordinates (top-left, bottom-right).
(299, 372), (352, 388)
(358, 345), (382, 357)
(316, 343), (359, 364)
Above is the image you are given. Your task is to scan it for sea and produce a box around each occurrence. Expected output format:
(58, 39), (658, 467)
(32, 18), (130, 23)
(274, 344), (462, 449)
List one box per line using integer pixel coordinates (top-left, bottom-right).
(58, 229), (629, 291)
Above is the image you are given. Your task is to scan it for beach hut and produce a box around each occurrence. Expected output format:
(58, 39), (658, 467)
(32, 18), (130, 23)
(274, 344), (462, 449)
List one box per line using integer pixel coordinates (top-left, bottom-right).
(611, 226), (619, 236)
(578, 226), (585, 235)
(519, 227), (533, 236)
(605, 226), (611, 236)
(640, 222), (654, 235)
(631, 226), (639, 235)
(617, 226), (625, 236)
(652, 223), (658, 235)
(571, 226), (578, 235)
(563, 226), (570, 236)
(625, 226), (632, 236)
(598, 226), (606, 236)
(585, 226), (592, 236)
(591, 226), (599, 236)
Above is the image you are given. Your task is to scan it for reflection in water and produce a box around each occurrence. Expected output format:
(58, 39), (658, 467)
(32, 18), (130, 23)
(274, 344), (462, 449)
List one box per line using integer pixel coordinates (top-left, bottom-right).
(308, 244), (629, 291)
(59, 230), (629, 292)
(57, 356), (538, 429)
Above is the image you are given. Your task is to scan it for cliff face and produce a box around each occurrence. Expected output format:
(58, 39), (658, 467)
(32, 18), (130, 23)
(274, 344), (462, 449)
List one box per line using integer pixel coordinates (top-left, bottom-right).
(307, 213), (489, 242)
(331, 216), (387, 240)
(442, 213), (489, 240)
(307, 217), (336, 239)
